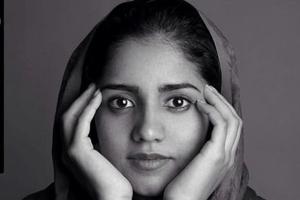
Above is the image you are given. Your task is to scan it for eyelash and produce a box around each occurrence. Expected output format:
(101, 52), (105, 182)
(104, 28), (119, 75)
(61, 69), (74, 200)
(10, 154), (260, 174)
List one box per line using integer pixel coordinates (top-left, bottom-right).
(107, 96), (135, 110)
(164, 96), (192, 112)
(107, 95), (192, 112)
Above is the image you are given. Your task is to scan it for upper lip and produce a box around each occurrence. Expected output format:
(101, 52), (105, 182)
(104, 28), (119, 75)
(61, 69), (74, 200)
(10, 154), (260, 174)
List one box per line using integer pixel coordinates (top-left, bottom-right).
(127, 153), (172, 160)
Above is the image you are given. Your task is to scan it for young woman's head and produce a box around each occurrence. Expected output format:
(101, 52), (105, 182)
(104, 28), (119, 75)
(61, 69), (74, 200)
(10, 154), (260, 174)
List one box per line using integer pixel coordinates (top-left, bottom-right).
(84, 0), (221, 197)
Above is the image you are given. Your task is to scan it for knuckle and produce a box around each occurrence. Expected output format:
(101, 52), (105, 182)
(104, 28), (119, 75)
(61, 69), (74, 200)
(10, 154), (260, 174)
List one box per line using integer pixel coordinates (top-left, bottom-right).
(228, 115), (236, 121)
(239, 119), (243, 127)
(230, 113), (241, 123)
(230, 117), (239, 125)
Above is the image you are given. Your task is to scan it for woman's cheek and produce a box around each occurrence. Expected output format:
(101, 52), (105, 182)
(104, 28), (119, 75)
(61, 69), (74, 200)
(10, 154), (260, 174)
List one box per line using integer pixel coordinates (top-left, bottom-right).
(164, 108), (208, 157)
(95, 108), (133, 158)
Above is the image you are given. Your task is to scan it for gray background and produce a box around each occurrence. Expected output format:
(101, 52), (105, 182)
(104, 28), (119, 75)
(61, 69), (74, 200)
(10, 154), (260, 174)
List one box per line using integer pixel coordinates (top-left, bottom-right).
(2, 0), (300, 199)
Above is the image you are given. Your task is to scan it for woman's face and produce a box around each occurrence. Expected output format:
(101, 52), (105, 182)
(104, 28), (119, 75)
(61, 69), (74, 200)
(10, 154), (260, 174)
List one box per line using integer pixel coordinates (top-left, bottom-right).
(95, 38), (209, 196)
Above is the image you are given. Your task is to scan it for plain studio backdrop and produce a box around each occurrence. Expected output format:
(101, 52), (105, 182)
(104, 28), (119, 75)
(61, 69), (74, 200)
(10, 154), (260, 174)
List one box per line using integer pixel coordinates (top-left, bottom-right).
(2, 0), (300, 199)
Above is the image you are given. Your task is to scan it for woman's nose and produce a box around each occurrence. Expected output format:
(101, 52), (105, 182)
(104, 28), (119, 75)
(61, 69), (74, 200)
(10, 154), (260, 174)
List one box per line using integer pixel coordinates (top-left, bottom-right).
(131, 110), (165, 143)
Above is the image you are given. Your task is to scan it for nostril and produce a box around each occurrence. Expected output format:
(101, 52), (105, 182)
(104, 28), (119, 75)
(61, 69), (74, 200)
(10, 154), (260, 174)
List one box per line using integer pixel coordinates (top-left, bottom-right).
(131, 123), (165, 143)
(131, 108), (166, 143)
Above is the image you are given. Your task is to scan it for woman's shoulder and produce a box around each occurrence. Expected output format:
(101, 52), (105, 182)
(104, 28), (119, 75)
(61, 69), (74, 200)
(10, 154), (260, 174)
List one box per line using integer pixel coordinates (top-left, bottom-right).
(243, 186), (266, 200)
(23, 183), (55, 200)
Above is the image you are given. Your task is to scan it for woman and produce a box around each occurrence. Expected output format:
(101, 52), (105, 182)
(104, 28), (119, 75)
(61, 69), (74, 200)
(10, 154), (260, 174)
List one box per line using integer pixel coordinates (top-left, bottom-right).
(24, 0), (264, 199)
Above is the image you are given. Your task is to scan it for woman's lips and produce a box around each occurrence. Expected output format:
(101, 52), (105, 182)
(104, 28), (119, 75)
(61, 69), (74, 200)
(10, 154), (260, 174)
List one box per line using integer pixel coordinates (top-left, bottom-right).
(127, 153), (172, 171)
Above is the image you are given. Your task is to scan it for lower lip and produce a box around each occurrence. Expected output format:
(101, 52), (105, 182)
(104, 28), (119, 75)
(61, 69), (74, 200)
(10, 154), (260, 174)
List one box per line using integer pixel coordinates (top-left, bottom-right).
(129, 159), (171, 171)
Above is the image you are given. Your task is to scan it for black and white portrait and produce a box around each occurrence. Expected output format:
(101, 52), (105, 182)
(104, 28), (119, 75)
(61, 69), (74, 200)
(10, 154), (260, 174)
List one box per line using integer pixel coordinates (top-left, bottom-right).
(2, 0), (300, 200)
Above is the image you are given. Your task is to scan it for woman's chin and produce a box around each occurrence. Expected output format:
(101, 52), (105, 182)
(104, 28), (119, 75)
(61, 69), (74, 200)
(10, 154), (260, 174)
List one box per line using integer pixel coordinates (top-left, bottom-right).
(129, 176), (169, 197)
(120, 160), (180, 197)
(132, 181), (165, 196)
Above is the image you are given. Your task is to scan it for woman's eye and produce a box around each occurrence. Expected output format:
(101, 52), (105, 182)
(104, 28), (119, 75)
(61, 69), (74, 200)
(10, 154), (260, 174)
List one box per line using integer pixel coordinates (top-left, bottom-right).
(108, 97), (134, 109)
(165, 97), (191, 111)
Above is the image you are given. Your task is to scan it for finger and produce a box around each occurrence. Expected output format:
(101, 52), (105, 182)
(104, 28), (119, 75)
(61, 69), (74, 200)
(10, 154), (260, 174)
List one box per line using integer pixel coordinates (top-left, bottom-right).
(206, 85), (240, 119)
(196, 101), (226, 151)
(204, 85), (240, 157)
(74, 89), (102, 142)
(62, 84), (96, 142)
(204, 85), (236, 120)
(231, 120), (242, 161)
(64, 83), (96, 122)
(206, 86), (243, 164)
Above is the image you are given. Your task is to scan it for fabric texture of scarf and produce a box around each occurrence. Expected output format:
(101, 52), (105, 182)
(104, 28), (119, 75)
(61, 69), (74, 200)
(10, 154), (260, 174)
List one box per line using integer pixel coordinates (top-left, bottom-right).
(24, 3), (265, 200)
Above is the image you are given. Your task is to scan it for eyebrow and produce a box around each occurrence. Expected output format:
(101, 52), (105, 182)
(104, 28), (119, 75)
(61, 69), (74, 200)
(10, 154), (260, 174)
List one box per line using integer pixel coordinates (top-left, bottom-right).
(100, 84), (139, 94)
(158, 83), (201, 93)
(100, 83), (201, 94)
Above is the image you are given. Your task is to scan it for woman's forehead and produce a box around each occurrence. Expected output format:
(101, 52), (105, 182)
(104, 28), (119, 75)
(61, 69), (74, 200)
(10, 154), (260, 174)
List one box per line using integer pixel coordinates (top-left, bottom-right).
(99, 39), (205, 87)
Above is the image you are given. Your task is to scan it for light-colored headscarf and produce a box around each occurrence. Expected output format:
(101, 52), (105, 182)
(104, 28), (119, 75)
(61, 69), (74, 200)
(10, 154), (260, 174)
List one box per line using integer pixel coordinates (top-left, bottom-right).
(24, 1), (264, 200)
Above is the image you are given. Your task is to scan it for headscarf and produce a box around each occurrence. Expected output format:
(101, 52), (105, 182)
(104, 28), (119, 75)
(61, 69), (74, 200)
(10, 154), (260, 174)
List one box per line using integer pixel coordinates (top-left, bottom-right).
(24, 0), (263, 199)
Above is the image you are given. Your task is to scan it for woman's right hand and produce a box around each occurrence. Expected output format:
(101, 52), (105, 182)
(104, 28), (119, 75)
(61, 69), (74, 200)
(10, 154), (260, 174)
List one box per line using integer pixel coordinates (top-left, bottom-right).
(61, 83), (133, 200)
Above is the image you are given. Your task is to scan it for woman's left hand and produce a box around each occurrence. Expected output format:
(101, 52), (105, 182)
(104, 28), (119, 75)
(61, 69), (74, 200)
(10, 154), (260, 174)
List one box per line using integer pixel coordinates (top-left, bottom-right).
(163, 85), (243, 200)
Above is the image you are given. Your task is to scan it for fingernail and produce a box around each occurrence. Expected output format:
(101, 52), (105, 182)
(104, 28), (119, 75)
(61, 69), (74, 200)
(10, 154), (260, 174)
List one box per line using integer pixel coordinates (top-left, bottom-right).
(197, 99), (206, 104)
(93, 89), (100, 97)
